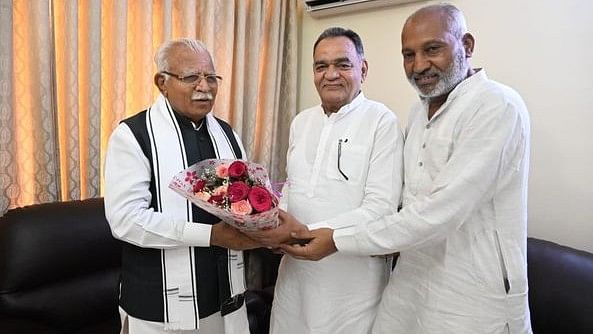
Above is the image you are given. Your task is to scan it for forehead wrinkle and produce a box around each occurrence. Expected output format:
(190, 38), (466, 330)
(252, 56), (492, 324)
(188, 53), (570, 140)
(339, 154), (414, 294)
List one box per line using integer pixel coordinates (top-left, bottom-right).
(314, 56), (352, 65)
(402, 19), (457, 52)
(179, 69), (217, 76)
(170, 49), (214, 74)
(402, 6), (465, 43)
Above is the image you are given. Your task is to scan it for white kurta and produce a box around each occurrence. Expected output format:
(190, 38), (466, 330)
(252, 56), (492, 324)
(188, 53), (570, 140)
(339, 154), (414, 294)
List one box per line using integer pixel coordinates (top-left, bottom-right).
(271, 93), (404, 334)
(333, 70), (533, 334)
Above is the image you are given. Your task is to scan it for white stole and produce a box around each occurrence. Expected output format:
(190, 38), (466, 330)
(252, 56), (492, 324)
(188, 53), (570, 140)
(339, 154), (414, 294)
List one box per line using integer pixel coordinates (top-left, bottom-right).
(146, 94), (247, 331)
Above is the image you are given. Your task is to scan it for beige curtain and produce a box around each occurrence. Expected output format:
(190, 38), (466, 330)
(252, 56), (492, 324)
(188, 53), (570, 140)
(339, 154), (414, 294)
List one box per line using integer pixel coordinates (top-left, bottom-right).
(0, 0), (298, 214)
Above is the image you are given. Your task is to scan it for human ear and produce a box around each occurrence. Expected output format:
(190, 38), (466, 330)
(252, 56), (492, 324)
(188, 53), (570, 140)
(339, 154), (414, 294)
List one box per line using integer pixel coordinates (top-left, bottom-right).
(462, 33), (475, 58)
(154, 73), (167, 95)
(361, 59), (369, 83)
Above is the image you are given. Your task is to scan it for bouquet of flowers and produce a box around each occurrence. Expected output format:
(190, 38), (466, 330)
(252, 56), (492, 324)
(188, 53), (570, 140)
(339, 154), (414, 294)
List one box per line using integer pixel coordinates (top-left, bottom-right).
(169, 159), (279, 231)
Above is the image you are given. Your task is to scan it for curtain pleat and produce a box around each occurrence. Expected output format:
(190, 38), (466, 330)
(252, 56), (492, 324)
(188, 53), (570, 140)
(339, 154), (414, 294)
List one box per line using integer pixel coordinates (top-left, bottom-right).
(4, 0), (60, 209)
(0, 0), (16, 212)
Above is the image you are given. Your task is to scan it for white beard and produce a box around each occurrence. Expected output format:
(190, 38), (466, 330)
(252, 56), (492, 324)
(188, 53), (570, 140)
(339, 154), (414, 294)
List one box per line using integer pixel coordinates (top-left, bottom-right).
(409, 48), (468, 99)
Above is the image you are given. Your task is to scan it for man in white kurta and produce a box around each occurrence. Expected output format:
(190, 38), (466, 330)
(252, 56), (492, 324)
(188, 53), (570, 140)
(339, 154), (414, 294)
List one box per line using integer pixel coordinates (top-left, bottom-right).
(263, 28), (404, 334)
(331, 68), (532, 334)
(281, 5), (532, 334)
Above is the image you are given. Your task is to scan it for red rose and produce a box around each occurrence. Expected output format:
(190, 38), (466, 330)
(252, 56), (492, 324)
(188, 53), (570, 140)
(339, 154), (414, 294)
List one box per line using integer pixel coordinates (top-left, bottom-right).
(247, 186), (273, 212)
(192, 179), (206, 193)
(228, 160), (248, 179)
(208, 194), (225, 205)
(227, 181), (250, 203)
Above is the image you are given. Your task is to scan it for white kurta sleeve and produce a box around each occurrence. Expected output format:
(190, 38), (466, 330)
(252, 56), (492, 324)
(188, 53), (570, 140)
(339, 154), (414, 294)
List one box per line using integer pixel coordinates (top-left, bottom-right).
(308, 112), (404, 230)
(334, 99), (529, 255)
(104, 124), (212, 248)
(278, 121), (296, 212)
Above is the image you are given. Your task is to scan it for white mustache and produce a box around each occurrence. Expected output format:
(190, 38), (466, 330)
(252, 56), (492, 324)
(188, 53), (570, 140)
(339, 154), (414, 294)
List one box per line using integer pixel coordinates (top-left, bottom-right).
(412, 71), (440, 80)
(191, 92), (213, 101)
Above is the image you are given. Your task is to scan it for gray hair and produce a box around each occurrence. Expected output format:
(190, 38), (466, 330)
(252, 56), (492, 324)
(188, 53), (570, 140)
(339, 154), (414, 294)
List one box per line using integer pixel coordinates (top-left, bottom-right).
(408, 3), (468, 39)
(154, 38), (212, 72)
(314, 27), (365, 58)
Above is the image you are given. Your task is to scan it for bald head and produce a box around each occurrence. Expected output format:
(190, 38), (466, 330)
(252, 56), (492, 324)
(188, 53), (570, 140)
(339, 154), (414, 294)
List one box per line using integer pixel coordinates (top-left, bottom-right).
(404, 4), (468, 40)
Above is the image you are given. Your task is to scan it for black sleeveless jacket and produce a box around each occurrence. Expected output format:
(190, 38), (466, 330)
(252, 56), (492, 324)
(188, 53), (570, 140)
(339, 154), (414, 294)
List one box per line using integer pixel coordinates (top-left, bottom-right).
(119, 110), (242, 321)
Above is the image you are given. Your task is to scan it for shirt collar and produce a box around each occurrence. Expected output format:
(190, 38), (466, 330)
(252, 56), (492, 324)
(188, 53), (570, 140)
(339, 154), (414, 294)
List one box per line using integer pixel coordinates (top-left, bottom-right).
(324, 91), (366, 121)
(171, 108), (207, 131)
(446, 68), (487, 103)
(422, 68), (487, 120)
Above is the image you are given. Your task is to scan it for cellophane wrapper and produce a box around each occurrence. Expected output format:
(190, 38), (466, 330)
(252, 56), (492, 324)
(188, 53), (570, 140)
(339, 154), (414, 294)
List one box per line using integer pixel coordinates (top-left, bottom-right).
(169, 159), (279, 231)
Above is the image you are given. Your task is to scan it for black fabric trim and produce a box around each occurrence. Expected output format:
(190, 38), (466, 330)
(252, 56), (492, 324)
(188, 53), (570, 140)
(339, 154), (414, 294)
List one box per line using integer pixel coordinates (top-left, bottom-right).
(220, 293), (245, 316)
(147, 108), (163, 212)
(188, 247), (198, 327)
(162, 250), (169, 322)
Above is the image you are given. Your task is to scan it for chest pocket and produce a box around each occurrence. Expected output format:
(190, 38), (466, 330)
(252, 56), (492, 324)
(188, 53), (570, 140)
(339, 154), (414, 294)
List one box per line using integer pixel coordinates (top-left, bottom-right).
(326, 142), (369, 183)
(424, 137), (452, 177)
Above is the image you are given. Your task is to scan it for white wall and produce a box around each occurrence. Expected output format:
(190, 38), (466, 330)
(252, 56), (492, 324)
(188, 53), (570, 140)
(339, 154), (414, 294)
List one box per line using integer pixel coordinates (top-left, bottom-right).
(298, 0), (593, 252)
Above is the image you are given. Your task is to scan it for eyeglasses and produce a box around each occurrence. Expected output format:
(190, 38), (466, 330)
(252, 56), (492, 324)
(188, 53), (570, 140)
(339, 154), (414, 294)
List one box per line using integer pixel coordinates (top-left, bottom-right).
(161, 71), (222, 86)
(338, 138), (349, 180)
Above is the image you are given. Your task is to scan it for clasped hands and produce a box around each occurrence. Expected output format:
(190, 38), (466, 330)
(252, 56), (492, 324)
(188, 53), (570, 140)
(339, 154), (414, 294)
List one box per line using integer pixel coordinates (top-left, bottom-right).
(242, 210), (338, 261)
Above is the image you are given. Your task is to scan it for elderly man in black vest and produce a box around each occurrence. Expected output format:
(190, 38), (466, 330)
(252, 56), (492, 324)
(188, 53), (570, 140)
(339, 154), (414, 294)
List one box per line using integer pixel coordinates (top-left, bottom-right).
(104, 38), (258, 334)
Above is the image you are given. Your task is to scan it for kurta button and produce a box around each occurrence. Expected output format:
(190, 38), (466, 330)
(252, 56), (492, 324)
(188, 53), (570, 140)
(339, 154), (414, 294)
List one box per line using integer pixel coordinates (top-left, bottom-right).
(418, 162), (423, 167)
(422, 143), (426, 149)
(426, 124), (431, 129)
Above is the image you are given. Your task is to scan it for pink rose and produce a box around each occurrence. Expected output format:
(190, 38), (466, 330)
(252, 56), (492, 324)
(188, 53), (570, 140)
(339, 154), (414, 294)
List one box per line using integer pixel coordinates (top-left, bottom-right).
(227, 181), (250, 203)
(216, 164), (229, 178)
(248, 186), (274, 212)
(231, 200), (252, 215)
(212, 184), (228, 196)
(228, 160), (248, 179)
(192, 179), (206, 193)
(194, 191), (211, 202)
